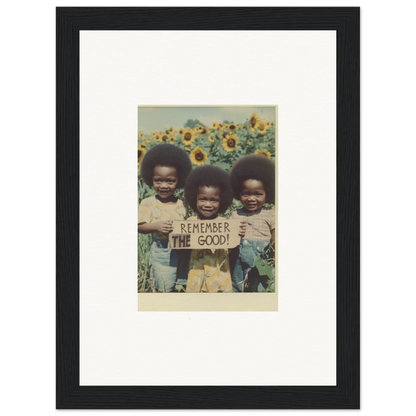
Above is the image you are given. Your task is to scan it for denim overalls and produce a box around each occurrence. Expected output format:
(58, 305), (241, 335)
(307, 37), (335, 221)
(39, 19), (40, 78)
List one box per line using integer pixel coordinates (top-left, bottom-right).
(231, 239), (269, 292)
(149, 237), (189, 292)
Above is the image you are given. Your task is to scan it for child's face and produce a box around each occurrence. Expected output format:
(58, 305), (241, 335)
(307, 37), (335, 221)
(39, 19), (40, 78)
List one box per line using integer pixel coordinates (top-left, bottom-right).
(240, 179), (266, 212)
(196, 186), (220, 219)
(153, 165), (178, 200)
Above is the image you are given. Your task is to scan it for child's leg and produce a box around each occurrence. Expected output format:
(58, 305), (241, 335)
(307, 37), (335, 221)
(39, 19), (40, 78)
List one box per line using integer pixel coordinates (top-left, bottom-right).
(231, 242), (244, 292)
(150, 239), (178, 292)
(243, 240), (271, 292)
(176, 249), (191, 288)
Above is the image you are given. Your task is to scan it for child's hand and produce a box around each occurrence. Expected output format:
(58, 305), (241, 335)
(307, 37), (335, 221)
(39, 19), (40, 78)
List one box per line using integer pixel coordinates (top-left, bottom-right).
(156, 220), (174, 234)
(238, 221), (247, 238)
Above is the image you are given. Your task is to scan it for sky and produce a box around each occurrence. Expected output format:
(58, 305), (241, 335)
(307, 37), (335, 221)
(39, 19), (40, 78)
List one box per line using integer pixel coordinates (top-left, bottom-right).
(138, 106), (276, 134)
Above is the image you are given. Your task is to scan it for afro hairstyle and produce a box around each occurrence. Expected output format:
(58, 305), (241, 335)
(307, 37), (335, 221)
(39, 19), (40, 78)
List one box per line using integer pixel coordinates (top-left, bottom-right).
(230, 155), (275, 203)
(140, 144), (192, 188)
(184, 165), (234, 214)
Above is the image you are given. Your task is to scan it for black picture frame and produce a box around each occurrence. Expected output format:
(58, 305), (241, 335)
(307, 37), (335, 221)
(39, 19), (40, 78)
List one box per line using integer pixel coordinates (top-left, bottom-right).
(57, 7), (359, 409)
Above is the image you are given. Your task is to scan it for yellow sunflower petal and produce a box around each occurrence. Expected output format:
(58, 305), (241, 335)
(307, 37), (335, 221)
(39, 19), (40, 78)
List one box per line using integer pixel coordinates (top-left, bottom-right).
(256, 121), (268, 134)
(254, 149), (271, 158)
(138, 148), (146, 165)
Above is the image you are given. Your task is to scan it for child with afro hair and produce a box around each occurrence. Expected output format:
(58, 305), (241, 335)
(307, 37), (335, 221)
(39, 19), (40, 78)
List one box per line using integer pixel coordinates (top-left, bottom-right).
(138, 144), (192, 292)
(229, 154), (276, 292)
(184, 165), (234, 293)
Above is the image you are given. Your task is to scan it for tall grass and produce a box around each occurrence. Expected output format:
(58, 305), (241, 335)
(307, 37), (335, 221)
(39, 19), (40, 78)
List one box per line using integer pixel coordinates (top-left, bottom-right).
(137, 233), (152, 292)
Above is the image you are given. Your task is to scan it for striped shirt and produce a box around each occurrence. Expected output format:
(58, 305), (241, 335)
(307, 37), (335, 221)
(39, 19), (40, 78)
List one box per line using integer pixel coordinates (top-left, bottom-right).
(229, 208), (275, 241)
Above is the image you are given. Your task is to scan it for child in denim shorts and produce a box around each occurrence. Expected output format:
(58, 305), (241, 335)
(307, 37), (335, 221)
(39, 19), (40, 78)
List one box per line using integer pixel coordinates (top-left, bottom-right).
(138, 144), (192, 292)
(229, 155), (275, 292)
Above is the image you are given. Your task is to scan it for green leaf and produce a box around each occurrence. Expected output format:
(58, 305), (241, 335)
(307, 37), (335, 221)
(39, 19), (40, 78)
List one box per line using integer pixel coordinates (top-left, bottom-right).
(252, 255), (273, 276)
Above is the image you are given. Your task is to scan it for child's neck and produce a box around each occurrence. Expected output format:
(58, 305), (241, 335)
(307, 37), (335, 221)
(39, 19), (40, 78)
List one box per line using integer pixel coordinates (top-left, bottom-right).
(198, 213), (218, 220)
(242, 206), (263, 214)
(155, 194), (178, 204)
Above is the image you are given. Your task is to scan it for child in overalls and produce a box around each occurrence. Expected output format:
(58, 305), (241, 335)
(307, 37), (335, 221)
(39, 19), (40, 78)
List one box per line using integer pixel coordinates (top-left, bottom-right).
(229, 155), (275, 292)
(138, 144), (192, 292)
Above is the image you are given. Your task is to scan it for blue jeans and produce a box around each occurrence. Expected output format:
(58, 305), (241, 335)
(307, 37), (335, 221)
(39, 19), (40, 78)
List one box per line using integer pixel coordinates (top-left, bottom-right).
(231, 239), (269, 292)
(149, 238), (188, 292)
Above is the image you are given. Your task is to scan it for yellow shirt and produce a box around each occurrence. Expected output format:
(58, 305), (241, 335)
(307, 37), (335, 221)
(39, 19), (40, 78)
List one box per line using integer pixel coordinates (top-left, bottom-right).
(138, 196), (187, 239)
(186, 216), (232, 293)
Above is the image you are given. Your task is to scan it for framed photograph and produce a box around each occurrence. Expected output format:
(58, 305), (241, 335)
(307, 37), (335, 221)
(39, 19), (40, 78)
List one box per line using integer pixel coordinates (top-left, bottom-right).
(137, 105), (278, 311)
(57, 7), (359, 409)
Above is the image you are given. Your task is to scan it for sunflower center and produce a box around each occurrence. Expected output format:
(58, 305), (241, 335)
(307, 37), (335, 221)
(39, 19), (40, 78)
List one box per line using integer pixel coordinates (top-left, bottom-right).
(250, 117), (256, 127)
(230, 125), (235, 130)
(195, 152), (204, 161)
(227, 139), (236, 148)
(184, 133), (191, 140)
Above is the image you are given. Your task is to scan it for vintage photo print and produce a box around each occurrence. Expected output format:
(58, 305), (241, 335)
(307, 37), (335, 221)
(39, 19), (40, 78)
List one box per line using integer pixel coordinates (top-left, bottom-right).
(137, 106), (277, 305)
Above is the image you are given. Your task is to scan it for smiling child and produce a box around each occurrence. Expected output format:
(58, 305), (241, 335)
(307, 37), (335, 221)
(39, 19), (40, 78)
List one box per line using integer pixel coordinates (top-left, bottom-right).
(184, 165), (234, 293)
(229, 155), (275, 292)
(138, 144), (192, 292)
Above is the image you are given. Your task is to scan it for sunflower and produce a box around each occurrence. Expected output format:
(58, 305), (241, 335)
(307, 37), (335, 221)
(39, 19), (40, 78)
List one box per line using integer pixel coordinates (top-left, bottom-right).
(182, 129), (195, 146)
(265, 121), (271, 128)
(138, 142), (147, 150)
(169, 126), (174, 133)
(222, 135), (238, 152)
(208, 134), (215, 143)
(168, 135), (176, 143)
(177, 128), (184, 135)
(211, 122), (218, 129)
(228, 123), (237, 132)
(190, 146), (208, 165)
(255, 149), (271, 158)
(160, 133), (170, 142)
(152, 131), (157, 137)
(220, 130), (228, 140)
(138, 147), (146, 165)
(256, 121), (268, 134)
(154, 133), (162, 142)
(185, 146), (190, 151)
(199, 126), (209, 136)
(249, 112), (260, 129)
(138, 131), (144, 138)
(146, 136), (152, 143)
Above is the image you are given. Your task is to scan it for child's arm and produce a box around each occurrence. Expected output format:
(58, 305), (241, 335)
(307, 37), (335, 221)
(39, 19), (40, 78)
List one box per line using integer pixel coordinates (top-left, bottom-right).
(138, 220), (173, 234)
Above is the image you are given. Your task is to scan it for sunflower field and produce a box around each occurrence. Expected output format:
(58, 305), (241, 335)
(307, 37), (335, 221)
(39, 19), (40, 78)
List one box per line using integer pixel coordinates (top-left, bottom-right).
(138, 112), (276, 292)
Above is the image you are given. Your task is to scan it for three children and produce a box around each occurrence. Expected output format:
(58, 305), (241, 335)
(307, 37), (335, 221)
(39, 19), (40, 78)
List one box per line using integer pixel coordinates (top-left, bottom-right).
(138, 145), (275, 293)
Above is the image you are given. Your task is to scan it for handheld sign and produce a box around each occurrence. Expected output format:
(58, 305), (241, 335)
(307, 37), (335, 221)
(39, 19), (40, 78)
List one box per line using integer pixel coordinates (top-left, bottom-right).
(169, 219), (241, 249)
